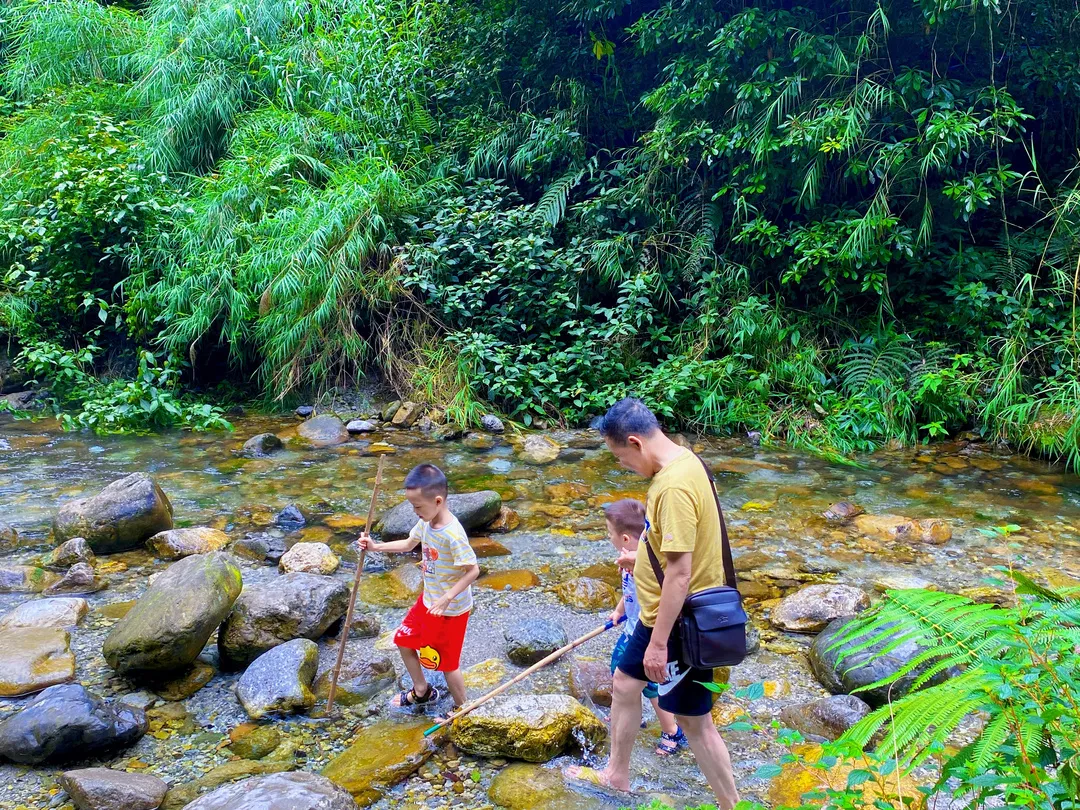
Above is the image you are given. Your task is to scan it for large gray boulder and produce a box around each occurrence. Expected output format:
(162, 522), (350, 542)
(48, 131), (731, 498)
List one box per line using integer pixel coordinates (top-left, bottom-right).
(295, 415), (349, 448)
(183, 772), (359, 810)
(377, 491), (502, 537)
(218, 573), (349, 669)
(0, 684), (146, 765)
(809, 617), (949, 708)
(59, 767), (168, 810)
(103, 552), (242, 675)
(53, 474), (173, 554)
(237, 639), (318, 719)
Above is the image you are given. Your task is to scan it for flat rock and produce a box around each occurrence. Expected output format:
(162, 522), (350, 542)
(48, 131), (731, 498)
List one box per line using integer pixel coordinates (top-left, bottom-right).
(0, 627), (75, 696)
(0, 683), (146, 764)
(241, 433), (283, 458)
(322, 720), (436, 806)
(358, 565), (423, 608)
(279, 542), (340, 575)
(487, 506), (520, 533)
(380, 401), (402, 422)
(161, 761), (295, 810)
(237, 638), (318, 719)
(218, 573), (348, 669)
(555, 577), (616, 612)
(770, 584), (871, 634)
(296, 415), (349, 448)
(45, 562), (106, 595)
(42, 538), (96, 571)
(520, 435), (561, 465)
(504, 618), (568, 666)
(147, 528), (230, 560)
(53, 473), (173, 554)
(0, 565), (59, 594)
(59, 767), (168, 810)
(0, 597), (87, 630)
(103, 552), (243, 675)
(377, 491), (502, 537)
(451, 694), (605, 762)
(463, 659), (508, 690)
(823, 502), (863, 521)
(778, 695), (872, 741)
(477, 570), (539, 591)
(346, 420), (376, 434)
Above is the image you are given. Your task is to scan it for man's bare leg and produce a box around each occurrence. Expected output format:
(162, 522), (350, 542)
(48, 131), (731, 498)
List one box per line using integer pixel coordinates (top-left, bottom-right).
(677, 712), (739, 810)
(564, 669), (644, 791)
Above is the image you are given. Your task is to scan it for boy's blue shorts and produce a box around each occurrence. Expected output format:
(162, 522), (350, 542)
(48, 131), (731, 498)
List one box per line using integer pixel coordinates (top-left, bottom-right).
(611, 633), (659, 700)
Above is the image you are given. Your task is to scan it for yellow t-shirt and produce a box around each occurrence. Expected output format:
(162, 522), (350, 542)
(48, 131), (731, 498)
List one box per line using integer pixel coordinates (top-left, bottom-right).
(635, 449), (727, 628)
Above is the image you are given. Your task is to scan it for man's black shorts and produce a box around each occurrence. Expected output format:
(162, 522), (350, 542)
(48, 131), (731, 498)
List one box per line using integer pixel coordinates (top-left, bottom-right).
(616, 620), (715, 716)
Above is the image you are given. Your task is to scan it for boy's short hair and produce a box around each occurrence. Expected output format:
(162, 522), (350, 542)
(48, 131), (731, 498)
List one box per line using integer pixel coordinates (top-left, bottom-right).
(604, 498), (646, 539)
(593, 397), (660, 445)
(404, 464), (449, 499)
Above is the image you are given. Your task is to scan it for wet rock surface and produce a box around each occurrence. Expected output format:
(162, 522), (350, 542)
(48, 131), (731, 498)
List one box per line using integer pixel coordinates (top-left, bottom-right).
(147, 527), (230, 560)
(237, 638), (319, 719)
(0, 684), (147, 764)
(0, 596), (87, 629)
(377, 491), (502, 537)
(184, 771), (360, 810)
(54, 473), (174, 554)
(218, 572), (348, 668)
(770, 584), (871, 633)
(504, 618), (568, 666)
(0, 626), (75, 696)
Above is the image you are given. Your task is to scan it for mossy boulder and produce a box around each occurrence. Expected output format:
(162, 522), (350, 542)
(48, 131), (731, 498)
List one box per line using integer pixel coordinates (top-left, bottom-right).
(322, 720), (437, 806)
(148, 528), (230, 560)
(451, 694), (605, 762)
(103, 552), (243, 675)
(54, 473), (173, 554)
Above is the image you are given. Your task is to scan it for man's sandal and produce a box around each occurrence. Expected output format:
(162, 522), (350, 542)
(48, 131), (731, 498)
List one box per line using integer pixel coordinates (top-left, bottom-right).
(655, 727), (688, 756)
(393, 685), (440, 709)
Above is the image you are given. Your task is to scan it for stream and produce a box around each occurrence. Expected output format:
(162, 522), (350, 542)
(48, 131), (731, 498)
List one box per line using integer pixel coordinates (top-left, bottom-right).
(2, 412), (1079, 810)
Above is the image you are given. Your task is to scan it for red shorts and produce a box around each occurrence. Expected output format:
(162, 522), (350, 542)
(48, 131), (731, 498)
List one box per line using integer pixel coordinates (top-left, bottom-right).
(392, 596), (470, 672)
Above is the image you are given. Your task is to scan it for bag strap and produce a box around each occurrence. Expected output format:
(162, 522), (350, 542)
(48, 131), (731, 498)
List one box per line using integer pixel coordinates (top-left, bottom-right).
(642, 452), (737, 590)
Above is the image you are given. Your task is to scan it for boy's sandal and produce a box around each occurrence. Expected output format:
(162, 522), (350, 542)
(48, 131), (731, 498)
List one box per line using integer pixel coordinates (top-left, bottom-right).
(396, 685), (440, 708)
(655, 728), (687, 757)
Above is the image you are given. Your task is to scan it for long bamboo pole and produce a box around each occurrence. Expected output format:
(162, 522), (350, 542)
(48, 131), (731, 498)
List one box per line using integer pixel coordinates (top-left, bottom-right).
(423, 615), (625, 737)
(326, 453), (386, 713)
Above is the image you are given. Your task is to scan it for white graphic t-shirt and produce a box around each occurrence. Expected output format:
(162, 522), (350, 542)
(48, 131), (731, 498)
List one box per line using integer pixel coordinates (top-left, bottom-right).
(409, 516), (477, 616)
(621, 568), (642, 636)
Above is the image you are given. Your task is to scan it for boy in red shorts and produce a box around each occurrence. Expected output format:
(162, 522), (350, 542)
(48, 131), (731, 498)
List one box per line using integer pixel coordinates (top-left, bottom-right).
(358, 464), (479, 711)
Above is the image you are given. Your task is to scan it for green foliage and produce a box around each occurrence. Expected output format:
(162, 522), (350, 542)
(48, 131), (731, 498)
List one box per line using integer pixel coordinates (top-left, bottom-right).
(11, 341), (231, 433)
(3, 0), (1080, 457)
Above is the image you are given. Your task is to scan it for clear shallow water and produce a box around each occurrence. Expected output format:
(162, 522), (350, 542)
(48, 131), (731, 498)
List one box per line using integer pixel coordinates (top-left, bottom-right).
(1, 414), (1078, 809)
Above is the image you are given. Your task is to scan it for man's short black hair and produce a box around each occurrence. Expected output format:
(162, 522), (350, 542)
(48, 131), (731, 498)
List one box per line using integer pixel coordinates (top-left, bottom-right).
(404, 464), (448, 499)
(594, 397), (660, 444)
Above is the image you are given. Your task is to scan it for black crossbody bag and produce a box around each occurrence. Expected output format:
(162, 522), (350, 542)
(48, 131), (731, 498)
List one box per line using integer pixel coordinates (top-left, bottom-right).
(643, 453), (748, 669)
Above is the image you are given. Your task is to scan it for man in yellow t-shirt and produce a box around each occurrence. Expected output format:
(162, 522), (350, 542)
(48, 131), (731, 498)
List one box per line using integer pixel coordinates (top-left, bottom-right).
(564, 398), (739, 809)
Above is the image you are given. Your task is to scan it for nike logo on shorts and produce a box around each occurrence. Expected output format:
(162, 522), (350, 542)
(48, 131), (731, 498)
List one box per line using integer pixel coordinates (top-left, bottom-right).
(657, 661), (690, 696)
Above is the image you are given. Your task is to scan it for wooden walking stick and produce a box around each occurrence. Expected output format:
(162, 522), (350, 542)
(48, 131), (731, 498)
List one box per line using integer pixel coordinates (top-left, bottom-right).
(423, 615), (626, 737)
(326, 453), (386, 713)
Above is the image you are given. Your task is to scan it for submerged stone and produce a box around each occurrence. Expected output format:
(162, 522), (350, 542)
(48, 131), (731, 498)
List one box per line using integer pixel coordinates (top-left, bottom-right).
(53, 473), (173, 554)
(0, 597), (87, 630)
(322, 720), (437, 806)
(0, 627), (75, 697)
